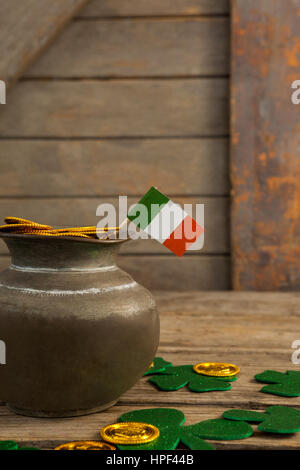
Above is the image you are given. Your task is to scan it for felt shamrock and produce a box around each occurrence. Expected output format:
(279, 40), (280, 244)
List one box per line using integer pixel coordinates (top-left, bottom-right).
(144, 357), (173, 376)
(0, 440), (40, 450)
(255, 370), (300, 397)
(149, 365), (236, 392)
(0, 440), (19, 450)
(118, 408), (187, 450)
(223, 405), (300, 434)
(182, 418), (253, 441)
(19, 447), (41, 450)
(117, 408), (253, 450)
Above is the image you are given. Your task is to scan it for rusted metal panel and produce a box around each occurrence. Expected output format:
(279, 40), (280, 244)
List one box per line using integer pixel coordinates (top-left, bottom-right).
(231, 0), (300, 290)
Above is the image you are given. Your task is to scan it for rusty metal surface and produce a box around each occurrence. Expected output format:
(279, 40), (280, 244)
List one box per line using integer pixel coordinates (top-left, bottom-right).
(231, 0), (300, 290)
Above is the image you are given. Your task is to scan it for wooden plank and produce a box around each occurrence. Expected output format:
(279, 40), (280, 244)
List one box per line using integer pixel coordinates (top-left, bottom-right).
(0, 0), (89, 88)
(231, 0), (300, 290)
(0, 139), (229, 197)
(0, 255), (230, 291)
(118, 256), (230, 290)
(155, 290), (300, 317)
(0, 404), (299, 450)
(26, 18), (229, 77)
(0, 197), (229, 255)
(119, 361), (300, 409)
(0, 79), (229, 137)
(0, 291), (298, 449)
(78, 0), (230, 17)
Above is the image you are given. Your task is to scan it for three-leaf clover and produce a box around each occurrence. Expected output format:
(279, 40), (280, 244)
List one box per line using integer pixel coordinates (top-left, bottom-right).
(149, 365), (236, 392)
(182, 418), (253, 441)
(118, 408), (186, 450)
(0, 440), (40, 450)
(223, 405), (300, 434)
(144, 357), (173, 376)
(117, 408), (253, 450)
(0, 441), (18, 450)
(255, 370), (300, 397)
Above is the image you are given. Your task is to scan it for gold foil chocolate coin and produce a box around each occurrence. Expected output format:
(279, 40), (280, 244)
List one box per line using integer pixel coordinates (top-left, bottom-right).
(193, 362), (240, 377)
(1, 217), (120, 240)
(0, 223), (52, 232)
(100, 422), (160, 445)
(55, 440), (116, 450)
(4, 217), (52, 228)
(56, 226), (119, 232)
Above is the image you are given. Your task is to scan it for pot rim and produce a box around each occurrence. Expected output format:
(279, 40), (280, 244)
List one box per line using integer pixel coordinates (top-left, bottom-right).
(0, 232), (130, 245)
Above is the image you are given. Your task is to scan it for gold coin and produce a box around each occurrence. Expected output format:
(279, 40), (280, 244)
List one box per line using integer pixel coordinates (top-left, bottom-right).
(52, 232), (90, 238)
(193, 362), (240, 377)
(4, 217), (53, 229)
(100, 422), (160, 445)
(5, 216), (42, 225)
(56, 226), (119, 233)
(13, 230), (89, 238)
(55, 440), (116, 450)
(0, 223), (52, 232)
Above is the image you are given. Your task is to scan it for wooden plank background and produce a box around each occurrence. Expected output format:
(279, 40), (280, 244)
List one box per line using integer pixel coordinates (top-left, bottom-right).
(0, 0), (230, 290)
(231, 0), (300, 291)
(0, 0), (89, 88)
(78, 0), (230, 17)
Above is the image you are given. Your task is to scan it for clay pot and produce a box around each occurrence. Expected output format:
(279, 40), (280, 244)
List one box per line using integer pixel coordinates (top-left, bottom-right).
(0, 234), (159, 417)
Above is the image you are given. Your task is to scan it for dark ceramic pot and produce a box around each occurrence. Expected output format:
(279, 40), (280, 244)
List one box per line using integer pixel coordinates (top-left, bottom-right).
(0, 234), (159, 417)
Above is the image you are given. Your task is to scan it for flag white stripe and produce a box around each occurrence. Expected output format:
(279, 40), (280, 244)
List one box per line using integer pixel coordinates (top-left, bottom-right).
(143, 200), (187, 243)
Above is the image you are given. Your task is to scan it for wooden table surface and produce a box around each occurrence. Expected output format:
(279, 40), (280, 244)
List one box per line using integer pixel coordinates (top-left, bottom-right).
(0, 291), (300, 450)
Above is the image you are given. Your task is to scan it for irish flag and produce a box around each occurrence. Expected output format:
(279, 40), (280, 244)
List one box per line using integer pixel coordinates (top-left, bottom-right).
(127, 187), (204, 257)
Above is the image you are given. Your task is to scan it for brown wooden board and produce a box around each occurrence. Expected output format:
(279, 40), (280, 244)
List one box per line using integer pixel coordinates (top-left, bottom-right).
(118, 255), (230, 290)
(0, 139), (229, 197)
(0, 79), (229, 137)
(0, 255), (230, 291)
(0, 0), (89, 88)
(78, 0), (230, 17)
(0, 196), (229, 255)
(0, 291), (299, 449)
(231, 0), (300, 290)
(25, 18), (229, 77)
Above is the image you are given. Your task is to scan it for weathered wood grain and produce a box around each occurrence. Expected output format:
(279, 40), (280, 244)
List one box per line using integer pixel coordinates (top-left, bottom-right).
(0, 196), (229, 255)
(0, 0), (89, 88)
(0, 79), (229, 137)
(118, 256), (230, 290)
(0, 291), (299, 449)
(26, 18), (229, 77)
(155, 290), (300, 317)
(231, 0), (300, 290)
(0, 255), (230, 291)
(78, 0), (230, 17)
(0, 139), (229, 197)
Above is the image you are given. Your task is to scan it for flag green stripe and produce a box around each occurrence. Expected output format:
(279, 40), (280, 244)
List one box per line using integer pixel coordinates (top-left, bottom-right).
(128, 186), (169, 230)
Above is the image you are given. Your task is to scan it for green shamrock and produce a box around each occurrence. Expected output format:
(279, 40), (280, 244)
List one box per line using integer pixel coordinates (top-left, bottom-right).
(118, 408), (186, 450)
(18, 447), (41, 450)
(223, 405), (300, 434)
(117, 408), (253, 450)
(144, 357), (173, 376)
(0, 440), (19, 450)
(149, 365), (236, 392)
(182, 418), (253, 441)
(180, 432), (216, 450)
(0, 440), (40, 450)
(255, 370), (300, 397)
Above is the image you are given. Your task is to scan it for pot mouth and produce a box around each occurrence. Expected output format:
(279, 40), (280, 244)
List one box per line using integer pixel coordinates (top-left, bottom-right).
(0, 232), (130, 245)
